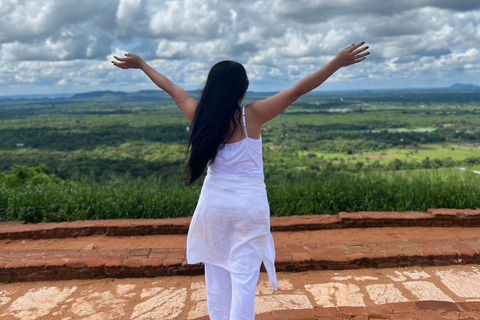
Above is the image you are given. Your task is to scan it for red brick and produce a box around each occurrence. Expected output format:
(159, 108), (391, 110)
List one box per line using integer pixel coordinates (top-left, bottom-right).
(328, 252), (349, 262)
(366, 244), (386, 252)
(459, 302), (480, 311)
(275, 246), (290, 256)
(166, 253), (185, 259)
(24, 254), (43, 260)
(26, 260), (47, 267)
(46, 259), (66, 268)
(420, 248), (442, 257)
(450, 243), (478, 256)
(309, 251), (330, 261)
(412, 310), (443, 319)
(415, 300), (459, 311)
(63, 252), (82, 259)
(275, 255), (293, 263)
(80, 253), (100, 260)
(401, 249), (423, 257)
(6, 261), (28, 268)
(163, 258), (183, 266)
(364, 251), (385, 259)
(292, 252), (311, 261)
(127, 255), (146, 261)
(271, 309), (315, 319)
(464, 209), (480, 216)
(168, 247), (185, 252)
(338, 212), (350, 219)
(105, 258), (124, 267)
(327, 245), (350, 252)
(66, 259), (86, 268)
(86, 259), (106, 268)
(389, 302), (416, 313)
(255, 313), (271, 320)
(174, 217), (188, 226)
(384, 244), (401, 251)
(346, 252), (366, 261)
(129, 248), (151, 256)
(437, 248), (459, 256)
(286, 245), (307, 254)
(7, 252), (28, 259)
(389, 313), (417, 319)
(338, 306), (367, 316)
(149, 253), (167, 259)
(123, 260), (143, 268)
(455, 210), (467, 217)
(143, 259), (163, 268)
(313, 307), (339, 317)
(367, 304), (393, 314)
(348, 245), (367, 253)
(151, 248), (168, 253)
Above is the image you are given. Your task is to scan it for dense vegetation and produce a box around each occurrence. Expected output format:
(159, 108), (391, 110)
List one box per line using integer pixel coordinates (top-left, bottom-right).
(1, 89), (479, 222)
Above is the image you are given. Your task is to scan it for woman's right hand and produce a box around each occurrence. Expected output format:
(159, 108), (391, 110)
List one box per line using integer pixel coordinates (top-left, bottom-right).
(112, 53), (146, 70)
(333, 42), (369, 68)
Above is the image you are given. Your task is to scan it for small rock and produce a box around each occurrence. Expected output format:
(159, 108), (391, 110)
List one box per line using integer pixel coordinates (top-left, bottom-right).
(83, 243), (96, 250)
(21, 240), (26, 245)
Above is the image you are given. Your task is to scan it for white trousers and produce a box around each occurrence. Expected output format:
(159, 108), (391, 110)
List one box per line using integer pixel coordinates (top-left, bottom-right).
(205, 263), (261, 320)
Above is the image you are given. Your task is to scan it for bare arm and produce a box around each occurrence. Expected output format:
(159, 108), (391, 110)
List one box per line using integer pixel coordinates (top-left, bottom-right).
(112, 54), (197, 122)
(249, 42), (369, 125)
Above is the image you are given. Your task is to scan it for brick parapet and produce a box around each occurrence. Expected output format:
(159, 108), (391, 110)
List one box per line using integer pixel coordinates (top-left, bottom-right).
(227, 300), (480, 320)
(1, 237), (479, 283)
(1, 208), (479, 240)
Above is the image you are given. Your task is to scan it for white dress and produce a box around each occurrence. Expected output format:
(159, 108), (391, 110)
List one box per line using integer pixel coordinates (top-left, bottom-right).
(186, 106), (278, 290)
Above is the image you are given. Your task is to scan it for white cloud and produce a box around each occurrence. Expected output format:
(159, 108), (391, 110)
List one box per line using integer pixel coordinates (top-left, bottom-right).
(0, 0), (479, 95)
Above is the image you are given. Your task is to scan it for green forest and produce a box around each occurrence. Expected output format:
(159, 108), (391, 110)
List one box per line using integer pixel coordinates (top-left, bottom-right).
(1, 89), (480, 222)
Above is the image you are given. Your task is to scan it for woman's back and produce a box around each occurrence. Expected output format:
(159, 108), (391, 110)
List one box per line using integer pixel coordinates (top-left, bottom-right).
(207, 106), (263, 181)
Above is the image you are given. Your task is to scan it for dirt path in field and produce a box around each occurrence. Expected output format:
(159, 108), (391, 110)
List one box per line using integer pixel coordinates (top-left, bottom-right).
(2, 227), (479, 250)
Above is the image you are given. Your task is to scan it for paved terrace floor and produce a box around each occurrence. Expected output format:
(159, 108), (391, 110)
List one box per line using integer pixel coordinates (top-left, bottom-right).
(0, 208), (479, 319)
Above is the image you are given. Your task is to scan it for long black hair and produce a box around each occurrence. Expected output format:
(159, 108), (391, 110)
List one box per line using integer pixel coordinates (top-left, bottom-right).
(187, 61), (249, 184)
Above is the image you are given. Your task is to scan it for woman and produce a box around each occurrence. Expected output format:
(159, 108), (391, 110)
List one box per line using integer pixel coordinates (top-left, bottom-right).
(112, 42), (369, 320)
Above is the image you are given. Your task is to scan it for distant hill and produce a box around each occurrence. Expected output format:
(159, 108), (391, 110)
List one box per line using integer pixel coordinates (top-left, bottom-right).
(71, 90), (173, 100)
(2, 84), (479, 102)
(70, 89), (277, 101)
(449, 83), (480, 90)
(0, 94), (73, 100)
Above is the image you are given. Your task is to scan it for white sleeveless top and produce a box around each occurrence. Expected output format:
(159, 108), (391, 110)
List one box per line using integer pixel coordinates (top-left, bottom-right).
(207, 106), (264, 181)
(187, 105), (278, 290)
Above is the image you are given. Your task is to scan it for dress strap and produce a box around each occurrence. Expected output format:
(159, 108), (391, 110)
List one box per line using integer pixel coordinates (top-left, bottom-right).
(242, 106), (248, 137)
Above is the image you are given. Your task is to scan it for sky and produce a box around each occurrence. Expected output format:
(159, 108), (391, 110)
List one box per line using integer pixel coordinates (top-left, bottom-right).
(0, 0), (480, 96)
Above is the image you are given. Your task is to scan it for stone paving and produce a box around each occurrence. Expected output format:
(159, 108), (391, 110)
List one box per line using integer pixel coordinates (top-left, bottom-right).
(1, 209), (480, 319)
(1, 265), (480, 319)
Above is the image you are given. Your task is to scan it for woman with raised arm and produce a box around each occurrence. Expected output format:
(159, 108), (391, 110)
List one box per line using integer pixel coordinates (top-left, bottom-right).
(112, 42), (369, 320)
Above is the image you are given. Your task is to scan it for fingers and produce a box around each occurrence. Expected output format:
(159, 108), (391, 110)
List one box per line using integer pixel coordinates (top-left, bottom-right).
(353, 45), (369, 55)
(113, 55), (127, 62)
(355, 51), (370, 59)
(350, 41), (365, 51)
(353, 57), (366, 64)
(111, 60), (128, 69)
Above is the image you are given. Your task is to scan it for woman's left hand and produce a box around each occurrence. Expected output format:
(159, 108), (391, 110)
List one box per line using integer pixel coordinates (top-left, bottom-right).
(333, 42), (370, 68)
(112, 53), (145, 70)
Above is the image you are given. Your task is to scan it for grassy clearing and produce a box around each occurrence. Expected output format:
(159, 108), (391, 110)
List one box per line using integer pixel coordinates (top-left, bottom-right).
(298, 142), (480, 165)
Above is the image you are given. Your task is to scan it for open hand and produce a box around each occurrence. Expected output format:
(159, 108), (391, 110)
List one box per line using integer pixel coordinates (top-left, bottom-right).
(334, 42), (369, 68)
(112, 53), (145, 70)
